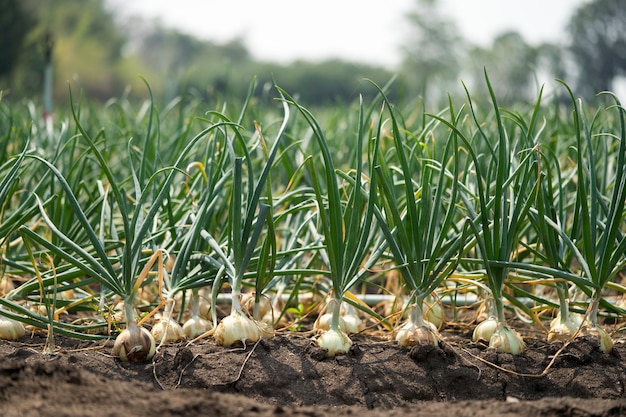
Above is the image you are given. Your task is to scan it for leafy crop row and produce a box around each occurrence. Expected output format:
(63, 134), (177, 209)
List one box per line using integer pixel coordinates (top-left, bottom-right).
(0, 74), (625, 359)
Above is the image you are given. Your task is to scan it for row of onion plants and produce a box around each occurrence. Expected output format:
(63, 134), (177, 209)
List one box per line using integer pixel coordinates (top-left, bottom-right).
(0, 75), (625, 361)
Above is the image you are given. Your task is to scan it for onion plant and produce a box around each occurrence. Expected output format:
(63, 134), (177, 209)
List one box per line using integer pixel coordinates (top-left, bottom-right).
(510, 103), (586, 342)
(373, 92), (462, 347)
(199, 86), (289, 348)
(279, 88), (381, 357)
(432, 72), (538, 354)
(0, 141), (30, 340)
(148, 119), (234, 344)
(550, 84), (626, 352)
(16, 88), (235, 360)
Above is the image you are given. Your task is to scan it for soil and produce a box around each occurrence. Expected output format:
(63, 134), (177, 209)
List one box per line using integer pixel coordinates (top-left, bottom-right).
(2, 323), (626, 417)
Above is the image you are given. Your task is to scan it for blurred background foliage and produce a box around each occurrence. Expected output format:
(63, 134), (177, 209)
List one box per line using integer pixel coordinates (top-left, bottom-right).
(0, 0), (625, 108)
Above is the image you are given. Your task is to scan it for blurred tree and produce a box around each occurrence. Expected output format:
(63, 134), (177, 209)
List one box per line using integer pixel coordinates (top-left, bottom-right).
(400, 0), (465, 104)
(2, 0), (397, 105)
(535, 42), (567, 82)
(0, 0), (36, 80)
(8, 0), (127, 101)
(132, 25), (204, 101)
(568, 0), (626, 99)
(463, 32), (538, 103)
(227, 59), (396, 106)
(122, 17), (255, 102)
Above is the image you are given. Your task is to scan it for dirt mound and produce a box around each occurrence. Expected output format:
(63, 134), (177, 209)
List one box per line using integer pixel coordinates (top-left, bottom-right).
(1, 331), (626, 417)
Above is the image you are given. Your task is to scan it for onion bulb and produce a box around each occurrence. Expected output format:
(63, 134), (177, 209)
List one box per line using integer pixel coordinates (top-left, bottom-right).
(183, 315), (211, 338)
(547, 312), (582, 343)
(596, 326), (614, 354)
(580, 298), (614, 353)
(395, 305), (440, 347)
(396, 320), (439, 347)
(313, 298), (346, 333)
(214, 310), (267, 347)
(423, 296), (445, 330)
(183, 291), (211, 338)
(0, 314), (25, 340)
(314, 298), (353, 357)
(314, 312), (346, 333)
(472, 316), (499, 343)
(151, 315), (185, 343)
(113, 320), (156, 362)
(489, 324), (525, 355)
(317, 328), (352, 357)
(340, 303), (363, 334)
(151, 299), (185, 344)
(242, 292), (283, 327)
(314, 298), (359, 333)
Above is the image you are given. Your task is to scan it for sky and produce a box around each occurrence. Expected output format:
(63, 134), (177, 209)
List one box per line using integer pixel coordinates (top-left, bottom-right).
(111, 0), (588, 69)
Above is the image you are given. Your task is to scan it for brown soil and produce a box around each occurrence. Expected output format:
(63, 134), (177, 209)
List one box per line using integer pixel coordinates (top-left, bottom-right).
(1, 327), (626, 417)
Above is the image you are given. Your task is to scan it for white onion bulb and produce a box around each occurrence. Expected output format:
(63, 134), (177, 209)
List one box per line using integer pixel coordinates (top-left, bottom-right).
(472, 316), (499, 343)
(340, 303), (363, 334)
(547, 312), (582, 343)
(113, 321), (156, 362)
(584, 324), (614, 353)
(314, 312), (346, 332)
(151, 316), (185, 343)
(214, 310), (266, 347)
(423, 296), (445, 329)
(395, 305), (440, 347)
(183, 315), (211, 339)
(317, 328), (352, 357)
(0, 314), (25, 340)
(489, 324), (525, 355)
(395, 319), (440, 347)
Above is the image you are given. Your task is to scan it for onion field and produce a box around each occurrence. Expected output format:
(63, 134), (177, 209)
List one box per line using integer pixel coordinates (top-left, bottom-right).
(1, 75), (625, 361)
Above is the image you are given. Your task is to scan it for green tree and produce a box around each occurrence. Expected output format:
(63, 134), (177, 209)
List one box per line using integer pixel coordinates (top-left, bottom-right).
(535, 42), (567, 82)
(8, 0), (128, 101)
(568, 0), (626, 99)
(400, 0), (465, 104)
(0, 0), (36, 80)
(463, 32), (538, 103)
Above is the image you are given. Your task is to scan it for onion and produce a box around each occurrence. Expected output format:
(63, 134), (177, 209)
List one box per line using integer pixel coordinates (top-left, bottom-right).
(183, 292), (211, 338)
(113, 320), (156, 362)
(547, 312), (582, 343)
(472, 316), (499, 343)
(594, 326), (614, 354)
(151, 300), (185, 343)
(314, 298), (362, 333)
(113, 302), (156, 362)
(340, 303), (363, 334)
(183, 315), (211, 338)
(314, 298), (353, 356)
(580, 299), (614, 353)
(423, 296), (445, 329)
(395, 304), (440, 347)
(0, 314), (25, 340)
(151, 316), (185, 343)
(215, 291), (273, 347)
(242, 292), (283, 327)
(317, 328), (352, 357)
(396, 320), (439, 347)
(583, 324), (614, 353)
(314, 312), (346, 333)
(214, 310), (264, 347)
(489, 324), (525, 354)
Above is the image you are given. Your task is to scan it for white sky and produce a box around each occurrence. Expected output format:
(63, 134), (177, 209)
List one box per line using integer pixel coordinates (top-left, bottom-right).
(111, 0), (587, 69)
